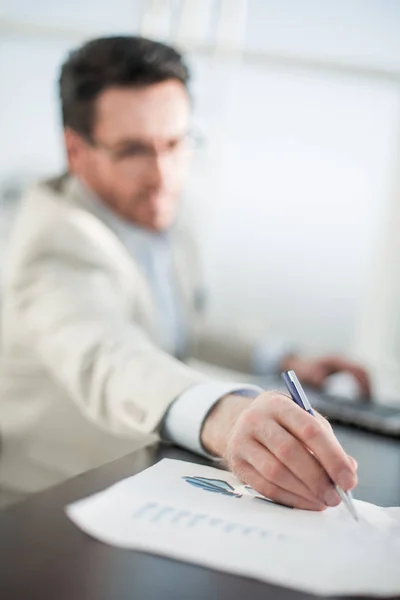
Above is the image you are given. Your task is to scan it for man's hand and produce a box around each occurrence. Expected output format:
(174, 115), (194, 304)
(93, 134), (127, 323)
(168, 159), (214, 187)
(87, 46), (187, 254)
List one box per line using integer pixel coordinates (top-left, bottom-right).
(282, 355), (371, 398)
(201, 391), (358, 511)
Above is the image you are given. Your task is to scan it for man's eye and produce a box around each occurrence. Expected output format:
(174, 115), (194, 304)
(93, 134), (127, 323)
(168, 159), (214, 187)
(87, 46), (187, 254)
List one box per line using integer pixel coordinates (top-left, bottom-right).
(118, 146), (144, 158)
(168, 139), (182, 150)
(121, 146), (143, 156)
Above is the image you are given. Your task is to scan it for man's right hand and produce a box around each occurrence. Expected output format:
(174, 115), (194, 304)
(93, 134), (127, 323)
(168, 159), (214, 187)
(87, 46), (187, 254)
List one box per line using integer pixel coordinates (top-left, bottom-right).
(200, 391), (358, 511)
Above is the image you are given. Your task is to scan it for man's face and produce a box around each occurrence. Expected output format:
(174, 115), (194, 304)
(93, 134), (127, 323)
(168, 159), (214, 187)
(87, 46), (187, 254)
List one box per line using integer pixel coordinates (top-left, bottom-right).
(66, 80), (191, 231)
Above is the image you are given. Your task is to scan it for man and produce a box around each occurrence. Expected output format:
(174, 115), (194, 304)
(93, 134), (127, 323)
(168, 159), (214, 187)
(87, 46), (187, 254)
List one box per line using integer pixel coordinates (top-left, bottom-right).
(0, 36), (366, 509)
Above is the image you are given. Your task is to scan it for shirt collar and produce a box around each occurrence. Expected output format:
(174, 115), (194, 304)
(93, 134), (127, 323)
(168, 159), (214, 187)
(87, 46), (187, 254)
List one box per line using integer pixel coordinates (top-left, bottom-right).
(73, 176), (172, 247)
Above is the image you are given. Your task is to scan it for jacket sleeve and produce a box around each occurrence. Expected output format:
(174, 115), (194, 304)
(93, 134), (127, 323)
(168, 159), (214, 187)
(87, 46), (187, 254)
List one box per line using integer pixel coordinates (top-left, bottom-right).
(13, 216), (207, 439)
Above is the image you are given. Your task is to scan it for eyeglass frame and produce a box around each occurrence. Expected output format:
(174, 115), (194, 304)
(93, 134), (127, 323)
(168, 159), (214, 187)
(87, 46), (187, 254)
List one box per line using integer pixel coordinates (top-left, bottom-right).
(81, 130), (204, 166)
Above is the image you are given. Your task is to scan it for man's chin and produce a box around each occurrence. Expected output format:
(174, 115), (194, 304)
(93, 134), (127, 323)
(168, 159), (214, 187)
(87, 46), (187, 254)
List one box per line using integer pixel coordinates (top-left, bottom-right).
(141, 212), (176, 232)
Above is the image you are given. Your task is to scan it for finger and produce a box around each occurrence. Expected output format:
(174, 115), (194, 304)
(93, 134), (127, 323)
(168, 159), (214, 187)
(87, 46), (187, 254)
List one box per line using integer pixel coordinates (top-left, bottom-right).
(321, 357), (372, 398)
(344, 366), (371, 398)
(314, 411), (333, 432)
(276, 401), (357, 491)
(242, 439), (325, 506)
(347, 455), (358, 470)
(256, 420), (339, 506)
(236, 461), (326, 511)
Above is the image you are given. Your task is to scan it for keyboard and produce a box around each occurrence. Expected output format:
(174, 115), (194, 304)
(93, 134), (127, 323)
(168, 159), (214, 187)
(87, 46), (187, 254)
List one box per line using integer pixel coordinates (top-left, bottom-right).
(306, 389), (400, 436)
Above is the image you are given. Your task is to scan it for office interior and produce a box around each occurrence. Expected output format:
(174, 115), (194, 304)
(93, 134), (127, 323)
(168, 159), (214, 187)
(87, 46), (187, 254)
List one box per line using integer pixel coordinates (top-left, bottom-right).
(0, 0), (400, 510)
(1, 2), (400, 599)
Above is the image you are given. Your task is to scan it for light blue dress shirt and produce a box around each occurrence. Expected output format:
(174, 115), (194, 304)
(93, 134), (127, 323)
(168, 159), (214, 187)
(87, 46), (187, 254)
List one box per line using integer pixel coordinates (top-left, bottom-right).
(78, 181), (292, 456)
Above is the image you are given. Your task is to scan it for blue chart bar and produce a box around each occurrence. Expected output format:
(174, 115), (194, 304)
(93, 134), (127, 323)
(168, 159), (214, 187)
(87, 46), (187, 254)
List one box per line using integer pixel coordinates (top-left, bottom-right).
(188, 514), (207, 528)
(133, 502), (158, 519)
(151, 506), (175, 523)
(132, 502), (282, 541)
(171, 510), (190, 524)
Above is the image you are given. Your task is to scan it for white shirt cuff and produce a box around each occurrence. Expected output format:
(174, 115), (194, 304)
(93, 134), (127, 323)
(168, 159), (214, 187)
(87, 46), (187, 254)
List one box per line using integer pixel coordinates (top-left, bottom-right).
(161, 381), (263, 458)
(252, 338), (297, 375)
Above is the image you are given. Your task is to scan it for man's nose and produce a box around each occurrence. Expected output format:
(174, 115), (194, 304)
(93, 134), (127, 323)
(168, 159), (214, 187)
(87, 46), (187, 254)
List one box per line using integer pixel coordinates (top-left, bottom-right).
(146, 152), (172, 187)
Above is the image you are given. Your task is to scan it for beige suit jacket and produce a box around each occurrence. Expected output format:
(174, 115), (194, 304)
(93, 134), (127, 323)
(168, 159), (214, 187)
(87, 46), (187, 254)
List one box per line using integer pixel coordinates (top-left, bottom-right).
(0, 174), (256, 494)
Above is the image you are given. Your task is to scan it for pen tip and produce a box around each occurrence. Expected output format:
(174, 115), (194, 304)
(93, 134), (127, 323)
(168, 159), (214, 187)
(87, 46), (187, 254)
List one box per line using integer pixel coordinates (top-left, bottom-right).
(351, 510), (359, 522)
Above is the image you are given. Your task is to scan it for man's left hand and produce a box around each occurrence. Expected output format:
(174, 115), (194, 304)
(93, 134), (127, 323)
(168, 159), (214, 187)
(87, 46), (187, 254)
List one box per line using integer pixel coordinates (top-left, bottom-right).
(282, 355), (371, 398)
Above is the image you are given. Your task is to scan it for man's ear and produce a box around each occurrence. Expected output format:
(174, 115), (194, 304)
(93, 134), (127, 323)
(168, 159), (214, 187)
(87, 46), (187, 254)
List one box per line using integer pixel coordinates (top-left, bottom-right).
(64, 127), (87, 173)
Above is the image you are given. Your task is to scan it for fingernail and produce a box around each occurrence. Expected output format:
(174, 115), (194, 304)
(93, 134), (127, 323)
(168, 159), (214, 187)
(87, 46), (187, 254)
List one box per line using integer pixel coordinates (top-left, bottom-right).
(338, 469), (356, 490)
(324, 487), (341, 507)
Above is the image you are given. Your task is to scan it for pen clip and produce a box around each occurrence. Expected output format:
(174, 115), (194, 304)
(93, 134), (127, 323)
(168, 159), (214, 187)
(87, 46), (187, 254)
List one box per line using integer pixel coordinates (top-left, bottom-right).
(286, 370), (314, 415)
(281, 371), (303, 409)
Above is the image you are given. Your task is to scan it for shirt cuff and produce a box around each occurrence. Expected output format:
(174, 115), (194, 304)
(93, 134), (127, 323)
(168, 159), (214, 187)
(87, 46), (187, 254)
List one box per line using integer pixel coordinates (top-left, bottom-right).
(252, 338), (297, 376)
(161, 381), (263, 458)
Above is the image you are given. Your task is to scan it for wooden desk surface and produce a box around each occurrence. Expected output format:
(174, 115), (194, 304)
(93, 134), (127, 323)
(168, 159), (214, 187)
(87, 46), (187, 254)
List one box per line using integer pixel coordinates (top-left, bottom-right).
(0, 426), (399, 600)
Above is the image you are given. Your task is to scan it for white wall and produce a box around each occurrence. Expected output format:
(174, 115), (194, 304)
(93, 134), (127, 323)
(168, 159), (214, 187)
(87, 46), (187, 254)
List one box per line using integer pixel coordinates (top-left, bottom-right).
(245, 0), (400, 70)
(189, 59), (400, 355)
(1, 0), (400, 374)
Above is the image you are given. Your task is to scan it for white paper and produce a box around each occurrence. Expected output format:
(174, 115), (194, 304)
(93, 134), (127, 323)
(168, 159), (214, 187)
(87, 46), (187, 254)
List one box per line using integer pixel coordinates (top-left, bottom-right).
(66, 459), (400, 597)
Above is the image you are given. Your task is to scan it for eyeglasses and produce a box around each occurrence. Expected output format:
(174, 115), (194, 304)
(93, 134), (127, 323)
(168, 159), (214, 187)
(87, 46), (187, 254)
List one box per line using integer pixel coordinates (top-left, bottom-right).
(83, 131), (203, 174)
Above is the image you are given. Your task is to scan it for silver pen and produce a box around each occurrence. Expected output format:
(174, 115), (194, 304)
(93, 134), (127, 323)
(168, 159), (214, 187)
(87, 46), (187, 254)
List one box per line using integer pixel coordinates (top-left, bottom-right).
(282, 370), (359, 521)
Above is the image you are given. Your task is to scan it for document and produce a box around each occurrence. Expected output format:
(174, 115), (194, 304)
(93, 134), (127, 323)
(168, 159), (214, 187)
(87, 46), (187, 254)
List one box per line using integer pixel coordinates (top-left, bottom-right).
(66, 459), (400, 596)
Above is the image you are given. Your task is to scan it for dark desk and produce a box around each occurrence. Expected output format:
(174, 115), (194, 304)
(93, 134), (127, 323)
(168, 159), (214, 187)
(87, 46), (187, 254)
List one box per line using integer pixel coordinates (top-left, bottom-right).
(0, 426), (399, 600)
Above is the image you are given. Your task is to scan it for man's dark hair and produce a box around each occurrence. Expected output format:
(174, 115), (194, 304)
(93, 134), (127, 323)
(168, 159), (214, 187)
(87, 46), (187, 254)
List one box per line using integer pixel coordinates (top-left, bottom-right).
(59, 36), (190, 139)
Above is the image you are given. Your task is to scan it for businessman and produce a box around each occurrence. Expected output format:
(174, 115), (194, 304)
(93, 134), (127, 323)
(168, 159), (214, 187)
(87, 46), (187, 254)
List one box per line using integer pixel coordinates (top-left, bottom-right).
(0, 36), (366, 509)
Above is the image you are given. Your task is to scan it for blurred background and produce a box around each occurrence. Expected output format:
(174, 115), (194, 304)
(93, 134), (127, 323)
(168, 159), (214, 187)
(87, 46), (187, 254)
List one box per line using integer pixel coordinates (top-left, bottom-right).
(1, 0), (400, 395)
